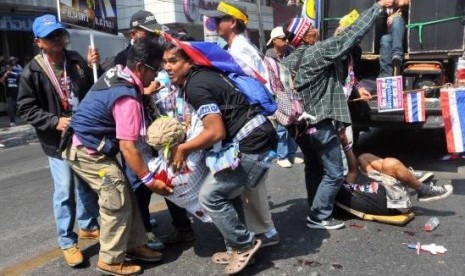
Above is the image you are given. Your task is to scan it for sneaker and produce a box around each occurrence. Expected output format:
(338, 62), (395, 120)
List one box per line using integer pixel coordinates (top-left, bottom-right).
(9, 122), (16, 127)
(277, 159), (292, 168)
(79, 228), (100, 240)
(160, 228), (195, 244)
(418, 182), (453, 202)
(126, 245), (163, 262)
(96, 259), (141, 276)
(392, 54), (403, 67)
(289, 156), (304, 164)
(408, 167), (434, 183)
(0, 143), (4, 148)
(306, 216), (345, 230)
(62, 246), (84, 267)
(150, 217), (158, 228)
(256, 233), (280, 248)
(146, 232), (165, 251)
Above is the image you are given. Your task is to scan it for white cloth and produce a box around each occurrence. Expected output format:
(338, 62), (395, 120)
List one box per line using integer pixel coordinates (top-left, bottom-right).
(229, 34), (272, 92)
(147, 110), (211, 222)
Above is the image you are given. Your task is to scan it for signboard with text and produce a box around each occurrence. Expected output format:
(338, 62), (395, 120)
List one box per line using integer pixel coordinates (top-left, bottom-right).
(376, 76), (404, 112)
(203, 15), (218, 43)
(57, 0), (117, 35)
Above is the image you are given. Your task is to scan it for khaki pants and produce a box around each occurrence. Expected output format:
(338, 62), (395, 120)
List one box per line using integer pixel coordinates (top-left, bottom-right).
(63, 144), (146, 263)
(241, 172), (275, 234)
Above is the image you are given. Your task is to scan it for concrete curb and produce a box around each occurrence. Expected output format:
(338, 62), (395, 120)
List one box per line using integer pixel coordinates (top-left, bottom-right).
(0, 124), (38, 149)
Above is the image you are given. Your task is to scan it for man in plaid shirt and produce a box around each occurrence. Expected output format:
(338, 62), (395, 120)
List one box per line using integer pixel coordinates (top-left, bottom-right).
(282, 0), (394, 230)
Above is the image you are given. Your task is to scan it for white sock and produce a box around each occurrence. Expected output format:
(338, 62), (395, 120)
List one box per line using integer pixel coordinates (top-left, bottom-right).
(264, 228), (277, 238)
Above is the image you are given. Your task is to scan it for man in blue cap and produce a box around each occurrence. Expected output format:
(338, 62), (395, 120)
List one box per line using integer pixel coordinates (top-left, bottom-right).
(17, 14), (100, 267)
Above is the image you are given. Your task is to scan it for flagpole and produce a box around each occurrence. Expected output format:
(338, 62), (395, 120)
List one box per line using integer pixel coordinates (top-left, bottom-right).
(255, 0), (266, 53)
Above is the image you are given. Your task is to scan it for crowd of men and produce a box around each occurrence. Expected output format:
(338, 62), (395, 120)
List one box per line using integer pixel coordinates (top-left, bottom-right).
(14, 0), (453, 275)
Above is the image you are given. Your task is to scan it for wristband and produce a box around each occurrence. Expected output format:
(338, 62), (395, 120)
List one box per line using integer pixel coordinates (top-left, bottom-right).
(343, 143), (353, 152)
(140, 171), (154, 186)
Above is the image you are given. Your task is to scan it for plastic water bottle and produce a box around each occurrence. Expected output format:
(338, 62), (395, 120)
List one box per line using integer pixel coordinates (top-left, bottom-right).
(456, 57), (465, 87)
(260, 150), (277, 168)
(425, 217), (440, 232)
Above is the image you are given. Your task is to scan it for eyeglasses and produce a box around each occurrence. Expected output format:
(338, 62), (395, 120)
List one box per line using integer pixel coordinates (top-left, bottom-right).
(144, 63), (163, 73)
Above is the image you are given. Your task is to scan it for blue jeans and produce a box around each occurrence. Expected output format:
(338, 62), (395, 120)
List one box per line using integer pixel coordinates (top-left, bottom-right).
(295, 120), (344, 220)
(48, 157), (99, 249)
(276, 125), (298, 160)
(199, 152), (265, 249)
(7, 93), (17, 124)
(379, 16), (405, 77)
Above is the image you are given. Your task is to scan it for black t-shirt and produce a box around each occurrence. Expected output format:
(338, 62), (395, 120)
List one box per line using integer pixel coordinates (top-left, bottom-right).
(184, 68), (277, 154)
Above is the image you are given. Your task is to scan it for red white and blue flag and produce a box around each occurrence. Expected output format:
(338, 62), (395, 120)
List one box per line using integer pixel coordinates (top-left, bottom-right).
(440, 88), (465, 153)
(404, 91), (425, 123)
(163, 33), (267, 84)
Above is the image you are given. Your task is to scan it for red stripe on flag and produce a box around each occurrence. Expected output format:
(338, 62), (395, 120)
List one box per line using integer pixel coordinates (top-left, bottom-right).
(163, 33), (213, 68)
(440, 90), (457, 153)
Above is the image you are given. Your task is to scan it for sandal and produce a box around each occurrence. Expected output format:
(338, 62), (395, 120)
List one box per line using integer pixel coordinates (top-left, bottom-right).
(212, 251), (256, 266)
(224, 239), (262, 274)
(212, 251), (232, 264)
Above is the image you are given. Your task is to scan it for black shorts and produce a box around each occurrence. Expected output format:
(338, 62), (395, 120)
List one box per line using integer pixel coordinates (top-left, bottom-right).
(336, 184), (402, 216)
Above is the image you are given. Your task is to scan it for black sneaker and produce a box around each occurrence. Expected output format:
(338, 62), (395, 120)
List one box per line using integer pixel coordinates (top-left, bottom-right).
(408, 167), (434, 183)
(418, 182), (453, 202)
(306, 216), (345, 230)
(256, 233), (280, 248)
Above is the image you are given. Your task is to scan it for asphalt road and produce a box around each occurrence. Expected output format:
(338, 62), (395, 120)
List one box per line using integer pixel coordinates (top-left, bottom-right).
(0, 128), (464, 276)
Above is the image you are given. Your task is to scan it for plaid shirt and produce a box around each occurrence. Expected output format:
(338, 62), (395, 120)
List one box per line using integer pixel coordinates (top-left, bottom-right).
(284, 3), (383, 125)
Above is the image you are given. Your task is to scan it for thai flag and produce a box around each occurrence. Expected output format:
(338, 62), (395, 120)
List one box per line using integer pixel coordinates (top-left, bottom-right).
(163, 33), (243, 74)
(404, 91), (425, 123)
(440, 88), (465, 153)
(163, 33), (267, 84)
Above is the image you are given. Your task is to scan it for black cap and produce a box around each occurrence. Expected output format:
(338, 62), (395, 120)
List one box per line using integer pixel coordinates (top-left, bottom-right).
(130, 10), (163, 33)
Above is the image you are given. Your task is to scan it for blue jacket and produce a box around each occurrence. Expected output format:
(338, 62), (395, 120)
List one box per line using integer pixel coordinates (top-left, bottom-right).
(72, 85), (140, 157)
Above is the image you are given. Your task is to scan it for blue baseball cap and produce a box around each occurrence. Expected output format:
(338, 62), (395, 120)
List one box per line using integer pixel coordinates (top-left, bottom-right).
(33, 14), (65, 38)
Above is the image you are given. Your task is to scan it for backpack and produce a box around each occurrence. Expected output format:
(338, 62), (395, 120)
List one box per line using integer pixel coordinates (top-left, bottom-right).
(223, 72), (277, 116)
(264, 56), (303, 126)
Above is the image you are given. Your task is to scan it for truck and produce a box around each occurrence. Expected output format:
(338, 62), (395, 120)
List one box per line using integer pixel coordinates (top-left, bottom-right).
(320, 0), (465, 142)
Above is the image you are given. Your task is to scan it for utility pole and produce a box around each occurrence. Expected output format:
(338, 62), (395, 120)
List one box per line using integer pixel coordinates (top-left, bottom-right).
(255, 0), (266, 53)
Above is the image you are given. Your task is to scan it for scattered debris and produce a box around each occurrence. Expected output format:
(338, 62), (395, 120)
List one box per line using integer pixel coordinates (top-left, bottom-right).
(349, 223), (364, 229)
(403, 230), (415, 236)
(403, 242), (447, 255)
(332, 263), (343, 269)
(295, 259), (322, 268)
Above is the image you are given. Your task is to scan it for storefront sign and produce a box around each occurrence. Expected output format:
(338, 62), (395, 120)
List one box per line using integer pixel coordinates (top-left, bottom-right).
(0, 15), (35, 31)
(58, 0), (118, 35)
(203, 15), (218, 42)
(184, 0), (220, 22)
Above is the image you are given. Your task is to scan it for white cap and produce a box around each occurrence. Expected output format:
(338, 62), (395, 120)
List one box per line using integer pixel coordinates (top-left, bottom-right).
(267, 26), (285, 46)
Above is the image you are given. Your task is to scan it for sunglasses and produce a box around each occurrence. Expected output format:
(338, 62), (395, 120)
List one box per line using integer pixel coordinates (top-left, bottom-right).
(144, 63), (163, 73)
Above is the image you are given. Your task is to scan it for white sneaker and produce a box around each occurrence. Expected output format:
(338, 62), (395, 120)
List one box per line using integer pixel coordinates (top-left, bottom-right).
(0, 143), (4, 148)
(290, 156), (304, 164)
(277, 159), (292, 168)
(9, 122), (16, 127)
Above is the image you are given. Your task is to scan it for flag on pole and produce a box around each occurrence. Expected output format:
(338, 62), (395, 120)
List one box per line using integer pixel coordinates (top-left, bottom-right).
(301, 0), (321, 29)
(440, 88), (465, 154)
(404, 91), (425, 123)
